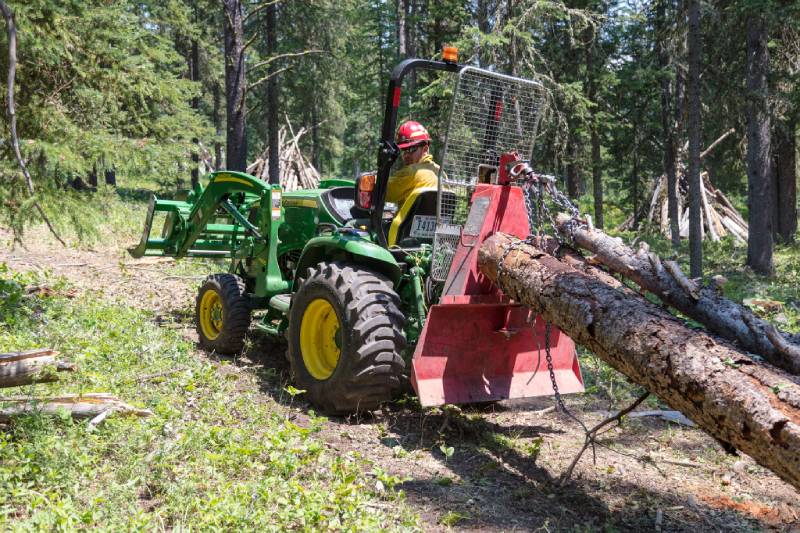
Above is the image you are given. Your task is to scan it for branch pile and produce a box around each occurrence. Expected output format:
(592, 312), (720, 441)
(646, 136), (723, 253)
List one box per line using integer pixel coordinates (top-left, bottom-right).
(247, 120), (320, 191)
(478, 232), (800, 491)
(619, 128), (748, 242)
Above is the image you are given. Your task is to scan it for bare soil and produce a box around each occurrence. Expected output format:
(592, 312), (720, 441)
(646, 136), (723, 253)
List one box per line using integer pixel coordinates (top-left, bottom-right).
(3, 227), (799, 532)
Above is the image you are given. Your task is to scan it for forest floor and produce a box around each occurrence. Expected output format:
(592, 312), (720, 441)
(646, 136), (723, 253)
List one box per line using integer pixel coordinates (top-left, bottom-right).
(2, 215), (800, 531)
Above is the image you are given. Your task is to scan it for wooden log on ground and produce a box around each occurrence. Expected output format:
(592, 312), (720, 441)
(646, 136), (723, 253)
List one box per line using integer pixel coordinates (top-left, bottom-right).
(555, 215), (800, 376)
(0, 349), (75, 388)
(478, 233), (800, 491)
(0, 393), (152, 423)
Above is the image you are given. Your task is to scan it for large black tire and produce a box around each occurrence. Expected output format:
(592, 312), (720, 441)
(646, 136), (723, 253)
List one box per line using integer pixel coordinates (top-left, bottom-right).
(196, 273), (252, 354)
(288, 262), (406, 414)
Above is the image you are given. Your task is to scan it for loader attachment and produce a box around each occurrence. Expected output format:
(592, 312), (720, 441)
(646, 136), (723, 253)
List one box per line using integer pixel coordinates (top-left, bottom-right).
(128, 171), (278, 259)
(410, 184), (584, 407)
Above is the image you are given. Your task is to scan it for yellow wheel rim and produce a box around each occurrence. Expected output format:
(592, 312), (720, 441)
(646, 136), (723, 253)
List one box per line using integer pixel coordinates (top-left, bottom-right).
(300, 298), (341, 380)
(199, 289), (224, 340)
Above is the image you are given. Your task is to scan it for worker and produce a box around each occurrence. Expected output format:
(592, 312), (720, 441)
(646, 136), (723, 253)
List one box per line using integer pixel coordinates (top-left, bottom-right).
(386, 120), (441, 212)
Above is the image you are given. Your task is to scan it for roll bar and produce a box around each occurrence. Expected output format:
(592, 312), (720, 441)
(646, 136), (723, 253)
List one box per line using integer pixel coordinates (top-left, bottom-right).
(371, 58), (462, 247)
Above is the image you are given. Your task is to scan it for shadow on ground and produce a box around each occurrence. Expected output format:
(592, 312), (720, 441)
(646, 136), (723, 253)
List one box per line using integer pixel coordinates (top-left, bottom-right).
(193, 332), (777, 532)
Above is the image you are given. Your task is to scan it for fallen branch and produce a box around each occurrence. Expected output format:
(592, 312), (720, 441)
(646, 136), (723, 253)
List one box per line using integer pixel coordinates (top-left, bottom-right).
(479, 232), (800, 490)
(560, 392), (651, 484)
(0, 393), (152, 422)
(0, 349), (75, 388)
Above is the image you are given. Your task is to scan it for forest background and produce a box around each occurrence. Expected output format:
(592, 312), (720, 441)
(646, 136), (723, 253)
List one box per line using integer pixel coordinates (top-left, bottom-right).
(1, 1), (800, 529)
(0, 0), (799, 267)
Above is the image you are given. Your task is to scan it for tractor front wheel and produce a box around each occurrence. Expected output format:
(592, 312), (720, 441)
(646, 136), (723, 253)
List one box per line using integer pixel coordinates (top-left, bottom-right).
(288, 262), (406, 414)
(196, 273), (252, 354)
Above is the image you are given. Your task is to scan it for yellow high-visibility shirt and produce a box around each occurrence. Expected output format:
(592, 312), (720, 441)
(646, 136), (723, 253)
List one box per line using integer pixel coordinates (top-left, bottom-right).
(386, 154), (440, 211)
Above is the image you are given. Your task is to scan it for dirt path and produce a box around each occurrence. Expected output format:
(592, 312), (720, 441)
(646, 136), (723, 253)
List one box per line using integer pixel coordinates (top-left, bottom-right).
(3, 228), (799, 532)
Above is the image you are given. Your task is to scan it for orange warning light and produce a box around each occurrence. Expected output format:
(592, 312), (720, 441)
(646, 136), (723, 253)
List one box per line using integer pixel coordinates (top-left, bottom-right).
(442, 46), (458, 63)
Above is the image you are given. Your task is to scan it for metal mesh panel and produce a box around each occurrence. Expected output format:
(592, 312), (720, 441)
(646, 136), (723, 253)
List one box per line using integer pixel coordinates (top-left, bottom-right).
(430, 67), (547, 281)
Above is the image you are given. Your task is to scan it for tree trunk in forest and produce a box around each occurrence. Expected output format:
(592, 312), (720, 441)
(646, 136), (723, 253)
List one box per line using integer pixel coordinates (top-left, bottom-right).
(506, 0), (517, 76)
(409, 0), (418, 89)
(311, 104), (320, 171)
(213, 81), (222, 170)
(567, 134), (583, 200)
(555, 214), (800, 375)
(396, 0), (407, 60)
(772, 119), (797, 244)
(586, 39), (604, 229)
(266, 2), (280, 185)
(657, 0), (680, 248)
(590, 125), (603, 229)
(478, 232), (800, 491)
(190, 42), (200, 187)
(476, 0), (491, 67)
(0, 350), (75, 388)
(674, 0), (686, 161)
(223, 0), (247, 172)
(745, 14), (774, 275)
(687, 0), (702, 277)
(190, 35), (200, 188)
(630, 124), (639, 229)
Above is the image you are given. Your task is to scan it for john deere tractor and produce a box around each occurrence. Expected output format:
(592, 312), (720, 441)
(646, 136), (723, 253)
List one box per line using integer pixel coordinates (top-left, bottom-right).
(130, 50), (584, 414)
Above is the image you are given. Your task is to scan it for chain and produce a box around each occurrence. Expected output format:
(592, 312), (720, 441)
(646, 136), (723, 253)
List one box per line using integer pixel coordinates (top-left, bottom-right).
(499, 163), (590, 429)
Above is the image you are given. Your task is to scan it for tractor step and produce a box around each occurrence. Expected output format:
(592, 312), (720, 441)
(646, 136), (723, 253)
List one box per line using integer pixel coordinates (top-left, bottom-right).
(268, 294), (291, 315)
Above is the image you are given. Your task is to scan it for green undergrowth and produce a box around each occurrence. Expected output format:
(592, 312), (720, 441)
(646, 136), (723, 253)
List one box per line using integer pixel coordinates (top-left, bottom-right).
(0, 266), (419, 531)
(8, 176), (207, 249)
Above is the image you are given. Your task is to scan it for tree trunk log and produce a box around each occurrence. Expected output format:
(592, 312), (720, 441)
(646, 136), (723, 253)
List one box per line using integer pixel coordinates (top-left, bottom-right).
(478, 232), (800, 491)
(555, 215), (800, 376)
(0, 393), (152, 423)
(0, 349), (75, 388)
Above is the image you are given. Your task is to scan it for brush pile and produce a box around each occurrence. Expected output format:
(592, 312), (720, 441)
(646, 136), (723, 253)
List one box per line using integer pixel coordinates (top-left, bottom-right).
(626, 171), (750, 243)
(618, 128), (748, 242)
(247, 121), (320, 191)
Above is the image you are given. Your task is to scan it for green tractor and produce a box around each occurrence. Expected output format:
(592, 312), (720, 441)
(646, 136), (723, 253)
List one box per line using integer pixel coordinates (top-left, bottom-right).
(130, 52), (584, 414)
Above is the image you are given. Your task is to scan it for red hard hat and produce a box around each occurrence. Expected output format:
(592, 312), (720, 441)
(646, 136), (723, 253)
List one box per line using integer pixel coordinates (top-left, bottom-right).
(396, 120), (431, 149)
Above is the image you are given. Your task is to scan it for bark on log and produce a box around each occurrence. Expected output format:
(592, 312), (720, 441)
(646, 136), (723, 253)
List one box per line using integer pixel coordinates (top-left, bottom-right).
(555, 215), (800, 376)
(0, 393), (152, 423)
(0, 349), (75, 388)
(478, 233), (800, 491)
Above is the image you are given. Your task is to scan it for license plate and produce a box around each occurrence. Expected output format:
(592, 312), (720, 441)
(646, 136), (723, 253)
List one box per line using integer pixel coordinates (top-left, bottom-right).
(410, 215), (437, 239)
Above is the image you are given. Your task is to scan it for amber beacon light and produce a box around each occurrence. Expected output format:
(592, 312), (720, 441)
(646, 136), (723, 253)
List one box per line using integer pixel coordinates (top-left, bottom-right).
(442, 46), (458, 63)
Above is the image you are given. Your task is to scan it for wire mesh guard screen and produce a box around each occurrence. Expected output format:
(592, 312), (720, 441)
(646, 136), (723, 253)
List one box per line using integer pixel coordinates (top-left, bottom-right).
(430, 67), (547, 281)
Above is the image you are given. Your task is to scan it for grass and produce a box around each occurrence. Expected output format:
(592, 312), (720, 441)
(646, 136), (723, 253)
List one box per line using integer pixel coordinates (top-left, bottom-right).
(0, 265), (419, 531)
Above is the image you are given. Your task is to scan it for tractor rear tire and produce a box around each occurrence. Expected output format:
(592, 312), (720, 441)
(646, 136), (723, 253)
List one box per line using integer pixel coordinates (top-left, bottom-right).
(196, 273), (252, 354)
(287, 262), (406, 415)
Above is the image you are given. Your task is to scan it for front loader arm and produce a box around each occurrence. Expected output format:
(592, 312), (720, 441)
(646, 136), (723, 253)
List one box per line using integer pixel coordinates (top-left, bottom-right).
(129, 171), (277, 260)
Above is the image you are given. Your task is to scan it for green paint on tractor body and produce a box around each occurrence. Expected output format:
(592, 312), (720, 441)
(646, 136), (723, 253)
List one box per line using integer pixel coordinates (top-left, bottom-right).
(130, 171), (427, 344)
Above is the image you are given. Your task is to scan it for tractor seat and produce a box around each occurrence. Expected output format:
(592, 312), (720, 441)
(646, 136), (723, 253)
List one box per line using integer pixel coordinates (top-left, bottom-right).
(318, 186), (369, 224)
(388, 188), (457, 247)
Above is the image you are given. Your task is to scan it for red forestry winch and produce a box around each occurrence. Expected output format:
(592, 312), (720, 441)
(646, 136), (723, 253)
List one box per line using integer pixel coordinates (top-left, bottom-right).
(410, 152), (583, 406)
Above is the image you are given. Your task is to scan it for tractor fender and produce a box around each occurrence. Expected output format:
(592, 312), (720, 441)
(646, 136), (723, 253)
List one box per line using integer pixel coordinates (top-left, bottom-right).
(293, 234), (402, 289)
